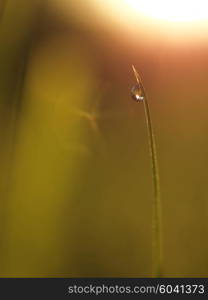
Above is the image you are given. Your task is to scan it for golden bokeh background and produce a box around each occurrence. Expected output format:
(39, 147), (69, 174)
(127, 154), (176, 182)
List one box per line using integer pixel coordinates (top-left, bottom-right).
(0, 0), (208, 277)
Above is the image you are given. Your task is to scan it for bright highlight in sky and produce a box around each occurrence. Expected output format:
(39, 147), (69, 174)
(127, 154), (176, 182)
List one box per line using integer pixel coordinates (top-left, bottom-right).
(124, 0), (208, 22)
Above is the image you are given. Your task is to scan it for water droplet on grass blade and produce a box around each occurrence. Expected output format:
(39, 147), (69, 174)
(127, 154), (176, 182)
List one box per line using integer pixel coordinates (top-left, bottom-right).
(131, 84), (144, 102)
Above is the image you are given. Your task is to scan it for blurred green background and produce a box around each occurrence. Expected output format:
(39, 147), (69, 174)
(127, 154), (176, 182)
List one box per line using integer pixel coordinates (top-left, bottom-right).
(0, 0), (208, 277)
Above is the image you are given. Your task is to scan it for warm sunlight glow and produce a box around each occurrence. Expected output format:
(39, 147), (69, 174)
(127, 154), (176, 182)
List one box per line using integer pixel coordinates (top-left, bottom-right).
(53, 0), (208, 43)
(124, 0), (208, 22)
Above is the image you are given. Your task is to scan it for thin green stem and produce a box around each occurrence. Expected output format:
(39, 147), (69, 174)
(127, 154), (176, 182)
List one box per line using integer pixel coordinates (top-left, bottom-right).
(132, 65), (162, 277)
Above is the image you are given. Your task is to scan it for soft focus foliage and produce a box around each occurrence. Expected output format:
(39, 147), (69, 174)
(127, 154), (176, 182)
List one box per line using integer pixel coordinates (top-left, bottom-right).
(0, 0), (208, 277)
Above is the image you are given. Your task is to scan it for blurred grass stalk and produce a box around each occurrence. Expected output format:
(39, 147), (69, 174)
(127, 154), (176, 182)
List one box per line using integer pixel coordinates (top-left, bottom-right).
(132, 65), (162, 277)
(0, 0), (7, 22)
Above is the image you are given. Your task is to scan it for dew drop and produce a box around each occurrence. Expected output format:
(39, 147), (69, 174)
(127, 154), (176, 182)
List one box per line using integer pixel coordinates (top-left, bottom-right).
(131, 84), (144, 102)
